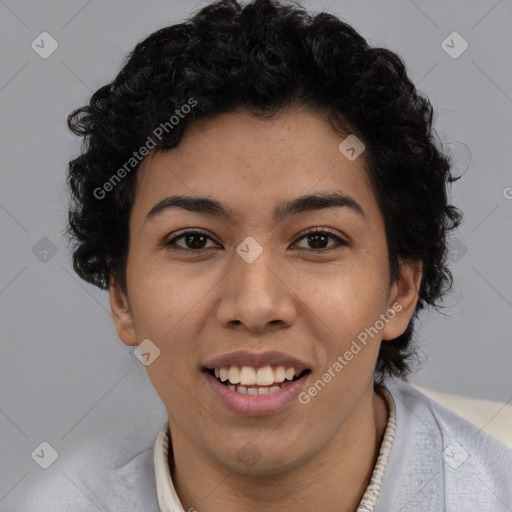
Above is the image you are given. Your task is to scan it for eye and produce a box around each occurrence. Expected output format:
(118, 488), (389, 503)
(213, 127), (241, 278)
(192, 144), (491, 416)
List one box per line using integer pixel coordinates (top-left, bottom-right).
(291, 227), (347, 252)
(164, 230), (219, 252)
(163, 227), (347, 253)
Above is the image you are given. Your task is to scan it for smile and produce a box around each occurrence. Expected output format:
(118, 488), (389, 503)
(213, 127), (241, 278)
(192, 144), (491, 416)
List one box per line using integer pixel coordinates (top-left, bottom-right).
(207, 365), (310, 395)
(203, 363), (311, 416)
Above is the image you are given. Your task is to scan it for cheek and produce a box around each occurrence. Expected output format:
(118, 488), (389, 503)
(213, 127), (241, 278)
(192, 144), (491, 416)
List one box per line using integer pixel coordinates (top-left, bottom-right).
(299, 259), (388, 330)
(296, 262), (389, 386)
(126, 272), (205, 387)
(301, 272), (386, 407)
(127, 263), (208, 336)
(138, 305), (204, 419)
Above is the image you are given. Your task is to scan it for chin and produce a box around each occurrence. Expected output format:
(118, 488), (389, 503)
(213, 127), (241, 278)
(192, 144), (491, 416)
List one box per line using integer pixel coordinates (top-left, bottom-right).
(217, 442), (311, 477)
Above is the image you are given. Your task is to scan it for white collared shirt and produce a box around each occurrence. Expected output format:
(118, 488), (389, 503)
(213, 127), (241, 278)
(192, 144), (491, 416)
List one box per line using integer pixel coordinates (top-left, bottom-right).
(17, 380), (512, 511)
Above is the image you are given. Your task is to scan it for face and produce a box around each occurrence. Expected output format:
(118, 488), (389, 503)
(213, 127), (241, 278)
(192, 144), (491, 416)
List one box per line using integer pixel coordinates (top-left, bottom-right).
(111, 108), (420, 475)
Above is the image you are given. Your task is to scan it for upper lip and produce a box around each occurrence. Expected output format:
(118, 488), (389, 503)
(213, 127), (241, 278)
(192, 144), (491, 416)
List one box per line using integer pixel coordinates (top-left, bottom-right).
(203, 350), (310, 372)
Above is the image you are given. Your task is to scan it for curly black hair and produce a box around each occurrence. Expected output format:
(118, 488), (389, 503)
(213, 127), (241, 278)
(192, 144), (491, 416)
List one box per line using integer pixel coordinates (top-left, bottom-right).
(66, 0), (462, 381)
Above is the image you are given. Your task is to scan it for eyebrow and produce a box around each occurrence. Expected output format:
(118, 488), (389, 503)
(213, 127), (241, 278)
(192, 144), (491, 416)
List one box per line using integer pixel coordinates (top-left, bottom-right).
(145, 191), (366, 224)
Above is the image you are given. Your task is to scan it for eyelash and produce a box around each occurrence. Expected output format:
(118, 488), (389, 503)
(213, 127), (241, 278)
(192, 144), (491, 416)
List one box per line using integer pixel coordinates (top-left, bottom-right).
(163, 227), (347, 254)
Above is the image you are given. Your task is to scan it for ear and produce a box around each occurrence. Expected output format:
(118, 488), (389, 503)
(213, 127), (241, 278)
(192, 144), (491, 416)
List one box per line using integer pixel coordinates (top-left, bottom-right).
(382, 259), (422, 341)
(109, 278), (138, 346)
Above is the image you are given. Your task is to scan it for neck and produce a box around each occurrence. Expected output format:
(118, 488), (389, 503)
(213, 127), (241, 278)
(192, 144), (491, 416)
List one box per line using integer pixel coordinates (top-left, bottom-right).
(169, 386), (389, 512)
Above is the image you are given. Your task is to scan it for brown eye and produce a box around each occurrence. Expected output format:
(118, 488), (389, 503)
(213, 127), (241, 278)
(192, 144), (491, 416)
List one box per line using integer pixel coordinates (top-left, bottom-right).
(163, 228), (347, 254)
(164, 230), (218, 252)
(292, 228), (347, 252)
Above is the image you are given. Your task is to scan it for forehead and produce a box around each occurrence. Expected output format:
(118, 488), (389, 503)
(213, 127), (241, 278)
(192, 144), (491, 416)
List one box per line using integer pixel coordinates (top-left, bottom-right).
(133, 108), (379, 226)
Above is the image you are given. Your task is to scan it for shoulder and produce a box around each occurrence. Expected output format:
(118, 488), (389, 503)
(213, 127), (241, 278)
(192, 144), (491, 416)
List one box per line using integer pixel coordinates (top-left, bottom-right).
(388, 379), (512, 461)
(377, 379), (512, 511)
(16, 429), (161, 512)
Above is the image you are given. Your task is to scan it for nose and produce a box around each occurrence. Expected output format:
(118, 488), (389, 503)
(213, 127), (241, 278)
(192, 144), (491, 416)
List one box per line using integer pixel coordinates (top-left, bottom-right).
(215, 245), (298, 333)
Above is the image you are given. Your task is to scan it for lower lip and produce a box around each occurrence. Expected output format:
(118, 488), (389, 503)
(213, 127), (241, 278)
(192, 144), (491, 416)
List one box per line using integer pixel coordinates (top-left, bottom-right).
(204, 371), (310, 416)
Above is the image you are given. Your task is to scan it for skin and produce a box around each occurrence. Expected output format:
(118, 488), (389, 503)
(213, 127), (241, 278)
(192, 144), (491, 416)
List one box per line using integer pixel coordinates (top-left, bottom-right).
(110, 107), (422, 512)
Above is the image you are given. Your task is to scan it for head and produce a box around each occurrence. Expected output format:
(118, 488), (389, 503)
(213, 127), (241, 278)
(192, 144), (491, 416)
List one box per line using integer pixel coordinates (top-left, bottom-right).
(66, 0), (461, 474)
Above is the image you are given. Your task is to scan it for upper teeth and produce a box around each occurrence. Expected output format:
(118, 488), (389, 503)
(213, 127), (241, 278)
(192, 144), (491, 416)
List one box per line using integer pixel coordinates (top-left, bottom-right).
(214, 365), (301, 386)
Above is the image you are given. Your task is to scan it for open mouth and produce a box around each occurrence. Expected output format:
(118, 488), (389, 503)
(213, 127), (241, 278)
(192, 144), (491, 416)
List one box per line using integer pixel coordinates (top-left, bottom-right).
(205, 366), (311, 395)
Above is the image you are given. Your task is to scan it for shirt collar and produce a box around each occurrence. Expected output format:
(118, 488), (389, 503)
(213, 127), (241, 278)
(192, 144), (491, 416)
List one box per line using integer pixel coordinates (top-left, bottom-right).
(154, 421), (185, 512)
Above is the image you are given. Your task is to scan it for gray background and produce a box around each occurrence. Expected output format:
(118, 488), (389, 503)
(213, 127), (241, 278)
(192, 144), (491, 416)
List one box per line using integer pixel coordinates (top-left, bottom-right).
(1, 0), (511, 507)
